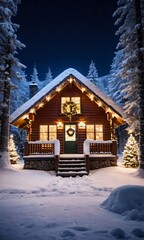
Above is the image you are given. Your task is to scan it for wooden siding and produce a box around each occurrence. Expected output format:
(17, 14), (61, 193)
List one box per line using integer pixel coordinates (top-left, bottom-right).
(30, 83), (112, 153)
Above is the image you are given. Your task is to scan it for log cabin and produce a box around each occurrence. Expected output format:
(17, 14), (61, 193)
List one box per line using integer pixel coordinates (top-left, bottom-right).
(10, 68), (125, 177)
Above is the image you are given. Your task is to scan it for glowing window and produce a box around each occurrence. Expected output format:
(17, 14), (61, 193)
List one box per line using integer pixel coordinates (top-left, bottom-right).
(61, 97), (81, 114)
(40, 125), (48, 141)
(86, 125), (94, 140)
(49, 125), (57, 140)
(39, 125), (57, 140)
(86, 124), (103, 140)
(95, 125), (103, 140)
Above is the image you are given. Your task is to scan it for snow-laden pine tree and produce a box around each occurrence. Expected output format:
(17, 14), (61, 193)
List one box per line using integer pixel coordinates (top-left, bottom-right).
(43, 67), (53, 87)
(87, 60), (99, 86)
(114, 0), (144, 169)
(9, 134), (20, 164)
(0, 0), (25, 167)
(108, 50), (126, 107)
(31, 65), (39, 84)
(122, 134), (139, 168)
(10, 69), (29, 113)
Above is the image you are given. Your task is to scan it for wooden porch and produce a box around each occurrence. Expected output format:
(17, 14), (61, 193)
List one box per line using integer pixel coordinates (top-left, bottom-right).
(23, 140), (117, 176)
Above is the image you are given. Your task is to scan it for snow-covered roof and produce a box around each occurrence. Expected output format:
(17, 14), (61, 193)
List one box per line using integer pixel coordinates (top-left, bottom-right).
(10, 68), (124, 123)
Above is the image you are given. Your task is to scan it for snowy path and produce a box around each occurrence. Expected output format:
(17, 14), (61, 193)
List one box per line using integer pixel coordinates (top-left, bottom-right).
(0, 163), (144, 240)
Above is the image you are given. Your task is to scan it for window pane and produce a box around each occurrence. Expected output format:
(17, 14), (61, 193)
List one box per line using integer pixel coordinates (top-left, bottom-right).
(49, 125), (57, 140)
(86, 125), (94, 140)
(95, 125), (103, 140)
(87, 133), (94, 140)
(61, 97), (70, 113)
(71, 97), (81, 113)
(40, 125), (48, 140)
(96, 125), (103, 132)
(49, 125), (56, 132)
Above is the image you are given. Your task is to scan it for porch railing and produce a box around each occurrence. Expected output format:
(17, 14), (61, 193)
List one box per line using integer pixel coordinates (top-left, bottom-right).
(84, 140), (117, 155)
(24, 139), (60, 156)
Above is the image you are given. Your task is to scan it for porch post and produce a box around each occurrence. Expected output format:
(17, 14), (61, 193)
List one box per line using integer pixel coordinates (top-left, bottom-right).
(24, 141), (29, 156)
(85, 154), (90, 174)
(54, 155), (59, 173)
(112, 141), (117, 155)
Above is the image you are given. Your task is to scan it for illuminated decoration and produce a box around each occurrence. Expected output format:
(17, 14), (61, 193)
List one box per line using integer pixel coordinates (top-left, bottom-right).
(89, 94), (94, 101)
(67, 127), (75, 137)
(46, 96), (50, 101)
(57, 121), (63, 129)
(68, 77), (73, 83)
(81, 87), (86, 93)
(29, 108), (35, 114)
(56, 86), (61, 92)
(97, 101), (102, 107)
(110, 119), (116, 140)
(23, 114), (29, 120)
(63, 101), (77, 121)
(38, 102), (44, 108)
(78, 121), (86, 129)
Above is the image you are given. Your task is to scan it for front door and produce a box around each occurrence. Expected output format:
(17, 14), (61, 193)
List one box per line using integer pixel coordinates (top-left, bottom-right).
(64, 124), (77, 153)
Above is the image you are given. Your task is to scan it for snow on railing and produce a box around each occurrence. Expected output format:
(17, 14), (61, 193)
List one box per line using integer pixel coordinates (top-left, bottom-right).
(25, 139), (60, 155)
(83, 139), (116, 155)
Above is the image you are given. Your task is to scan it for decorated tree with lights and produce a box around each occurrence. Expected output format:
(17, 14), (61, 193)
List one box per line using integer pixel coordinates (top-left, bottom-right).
(122, 134), (139, 168)
(9, 135), (20, 164)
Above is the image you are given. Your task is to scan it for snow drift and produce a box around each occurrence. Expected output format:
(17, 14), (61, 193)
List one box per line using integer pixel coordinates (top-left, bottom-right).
(101, 185), (144, 221)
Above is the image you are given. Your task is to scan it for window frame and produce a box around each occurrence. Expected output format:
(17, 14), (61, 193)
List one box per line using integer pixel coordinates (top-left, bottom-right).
(61, 96), (81, 114)
(86, 124), (103, 140)
(39, 124), (57, 141)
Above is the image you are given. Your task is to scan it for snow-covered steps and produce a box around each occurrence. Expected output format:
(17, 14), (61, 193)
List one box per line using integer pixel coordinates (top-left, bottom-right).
(56, 157), (88, 177)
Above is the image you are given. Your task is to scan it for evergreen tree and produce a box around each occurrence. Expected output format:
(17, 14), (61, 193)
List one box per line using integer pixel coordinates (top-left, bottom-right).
(31, 65), (40, 84)
(114, 0), (144, 169)
(122, 134), (139, 168)
(9, 134), (20, 164)
(10, 69), (29, 113)
(30, 65), (45, 90)
(108, 50), (126, 107)
(43, 67), (53, 86)
(0, 0), (25, 167)
(87, 60), (99, 86)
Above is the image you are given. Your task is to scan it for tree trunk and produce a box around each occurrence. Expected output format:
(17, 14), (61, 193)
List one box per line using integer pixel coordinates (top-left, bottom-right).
(134, 0), (144, 169)
(0, 75), (11, 167)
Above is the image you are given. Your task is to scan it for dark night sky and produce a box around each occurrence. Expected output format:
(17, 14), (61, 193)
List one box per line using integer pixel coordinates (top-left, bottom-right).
(15, 0), (118, 80)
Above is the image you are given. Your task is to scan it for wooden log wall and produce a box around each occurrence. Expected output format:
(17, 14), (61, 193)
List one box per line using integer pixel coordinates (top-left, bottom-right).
(30, 83), (111, 153)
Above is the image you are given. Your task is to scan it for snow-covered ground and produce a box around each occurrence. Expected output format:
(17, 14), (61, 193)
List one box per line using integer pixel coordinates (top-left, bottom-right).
(0, 157), (144, 240)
